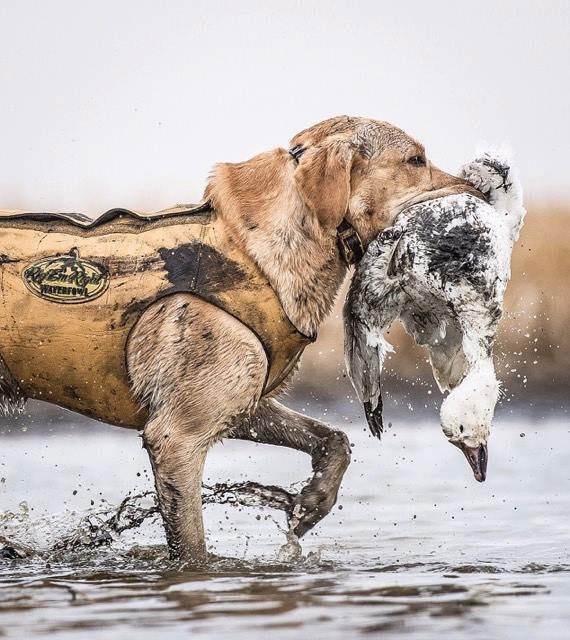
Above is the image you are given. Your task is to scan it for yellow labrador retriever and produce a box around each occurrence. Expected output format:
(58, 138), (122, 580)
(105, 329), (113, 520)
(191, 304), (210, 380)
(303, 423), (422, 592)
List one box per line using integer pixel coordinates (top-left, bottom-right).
(0, 116), (474, 562)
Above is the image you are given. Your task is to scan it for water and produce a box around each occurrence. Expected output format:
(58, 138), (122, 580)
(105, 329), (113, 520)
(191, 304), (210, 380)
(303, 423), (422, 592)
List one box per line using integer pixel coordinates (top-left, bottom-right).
(1, 407), (569, 639)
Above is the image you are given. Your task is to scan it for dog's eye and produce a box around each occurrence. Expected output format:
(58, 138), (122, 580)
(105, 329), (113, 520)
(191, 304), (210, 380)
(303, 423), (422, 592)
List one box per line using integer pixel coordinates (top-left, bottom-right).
(407, 155), (426, 167)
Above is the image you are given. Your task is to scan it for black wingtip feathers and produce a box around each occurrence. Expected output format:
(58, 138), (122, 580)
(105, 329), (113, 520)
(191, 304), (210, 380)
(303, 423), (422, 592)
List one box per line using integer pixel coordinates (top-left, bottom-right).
(364, 397), (384, 439)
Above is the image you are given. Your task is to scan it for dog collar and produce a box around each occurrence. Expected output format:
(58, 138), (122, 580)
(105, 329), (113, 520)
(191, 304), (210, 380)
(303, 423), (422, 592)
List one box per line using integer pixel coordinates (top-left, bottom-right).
(337, 219), (364, 265)
(288, 145), (306, 163)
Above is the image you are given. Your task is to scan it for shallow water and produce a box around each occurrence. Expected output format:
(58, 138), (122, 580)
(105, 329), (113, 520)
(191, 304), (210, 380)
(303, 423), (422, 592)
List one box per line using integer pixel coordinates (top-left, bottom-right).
(1, 406), (569, 639)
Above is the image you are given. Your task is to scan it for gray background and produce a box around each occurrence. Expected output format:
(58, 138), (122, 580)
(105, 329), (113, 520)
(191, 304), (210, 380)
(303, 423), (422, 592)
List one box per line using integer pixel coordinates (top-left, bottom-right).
(1, 0), (568, 212)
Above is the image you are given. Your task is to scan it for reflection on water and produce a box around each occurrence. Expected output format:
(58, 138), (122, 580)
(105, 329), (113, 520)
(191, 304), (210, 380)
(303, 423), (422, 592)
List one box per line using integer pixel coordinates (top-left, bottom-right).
(0, 554), (564, 640)
(1, 410), (569, 639)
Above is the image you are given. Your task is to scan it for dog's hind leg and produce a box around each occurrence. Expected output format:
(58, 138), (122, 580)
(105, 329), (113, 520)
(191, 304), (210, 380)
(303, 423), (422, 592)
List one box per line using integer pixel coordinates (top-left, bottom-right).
(127, 294), (267, 563)
(229, 398), (351, 537)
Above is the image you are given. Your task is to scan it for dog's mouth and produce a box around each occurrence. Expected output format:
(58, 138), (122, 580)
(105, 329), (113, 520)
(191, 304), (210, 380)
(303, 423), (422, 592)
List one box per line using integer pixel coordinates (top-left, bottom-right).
(398, 183), (488, 213)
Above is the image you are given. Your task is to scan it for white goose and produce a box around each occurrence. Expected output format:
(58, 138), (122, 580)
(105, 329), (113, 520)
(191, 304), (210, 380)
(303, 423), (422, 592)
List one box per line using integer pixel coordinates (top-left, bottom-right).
(344, 150), (525, 481)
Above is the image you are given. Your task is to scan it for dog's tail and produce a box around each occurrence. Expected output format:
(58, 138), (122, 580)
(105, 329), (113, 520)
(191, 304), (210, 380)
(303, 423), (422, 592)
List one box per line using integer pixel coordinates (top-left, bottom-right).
(0, 355), (26, 416)
(459, 147), (526, 245)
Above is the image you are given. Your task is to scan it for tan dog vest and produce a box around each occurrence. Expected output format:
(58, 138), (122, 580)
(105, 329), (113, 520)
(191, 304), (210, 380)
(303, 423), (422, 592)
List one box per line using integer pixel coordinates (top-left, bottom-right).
(0, 204), (312, 428)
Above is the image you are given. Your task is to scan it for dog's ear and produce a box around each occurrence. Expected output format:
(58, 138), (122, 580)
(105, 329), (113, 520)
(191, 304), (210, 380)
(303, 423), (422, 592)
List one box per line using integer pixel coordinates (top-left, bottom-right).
(294, 141), (355, 229)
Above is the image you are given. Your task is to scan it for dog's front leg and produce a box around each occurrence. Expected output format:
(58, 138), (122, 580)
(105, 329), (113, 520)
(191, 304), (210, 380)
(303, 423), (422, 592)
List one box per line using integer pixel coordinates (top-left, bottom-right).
(128, 294), (268, 563)
(230, 398), (351, 537)
(142, 414), (210, 562)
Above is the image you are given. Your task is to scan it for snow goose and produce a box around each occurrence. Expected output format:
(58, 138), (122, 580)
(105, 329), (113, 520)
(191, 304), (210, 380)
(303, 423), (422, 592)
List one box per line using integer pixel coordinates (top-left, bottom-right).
(344, 149), (525, 481)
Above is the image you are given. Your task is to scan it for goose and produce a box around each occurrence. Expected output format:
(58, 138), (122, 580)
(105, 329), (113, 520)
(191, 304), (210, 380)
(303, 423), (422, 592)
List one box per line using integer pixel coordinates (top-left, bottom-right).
(344, 149), (525, 481)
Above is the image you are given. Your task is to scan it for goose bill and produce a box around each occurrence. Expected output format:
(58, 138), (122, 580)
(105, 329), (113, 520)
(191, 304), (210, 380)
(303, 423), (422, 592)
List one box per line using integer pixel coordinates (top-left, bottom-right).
(454, 442), (488, 482)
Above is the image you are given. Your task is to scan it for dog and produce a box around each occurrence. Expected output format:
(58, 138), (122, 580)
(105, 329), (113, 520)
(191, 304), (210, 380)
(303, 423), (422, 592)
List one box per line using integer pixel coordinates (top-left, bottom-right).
(0, 116), (476, 562)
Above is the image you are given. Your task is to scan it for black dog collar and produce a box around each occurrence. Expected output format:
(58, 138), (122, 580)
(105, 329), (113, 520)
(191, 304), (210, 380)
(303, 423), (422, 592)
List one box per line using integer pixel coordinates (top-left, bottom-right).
(288, 145), (306, 163)
(337, 219), (365, 265)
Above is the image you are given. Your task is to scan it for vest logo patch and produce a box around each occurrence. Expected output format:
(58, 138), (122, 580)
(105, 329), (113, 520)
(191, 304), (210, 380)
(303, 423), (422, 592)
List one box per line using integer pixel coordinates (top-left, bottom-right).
(22, 248), (109, 304)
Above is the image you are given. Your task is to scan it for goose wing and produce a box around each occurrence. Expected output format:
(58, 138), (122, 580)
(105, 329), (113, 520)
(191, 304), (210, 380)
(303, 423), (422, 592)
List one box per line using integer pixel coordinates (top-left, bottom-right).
(344, 232), (405, 438)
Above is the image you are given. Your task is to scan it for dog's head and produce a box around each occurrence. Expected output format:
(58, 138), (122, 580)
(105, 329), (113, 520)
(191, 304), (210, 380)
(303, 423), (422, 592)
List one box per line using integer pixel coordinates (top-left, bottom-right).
(290, 116), (470, 247)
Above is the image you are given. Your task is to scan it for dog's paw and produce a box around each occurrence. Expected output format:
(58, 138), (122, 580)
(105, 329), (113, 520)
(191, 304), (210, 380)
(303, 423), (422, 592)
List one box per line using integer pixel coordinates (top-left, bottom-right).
(290, 482), (338, 538)
(288, 429), (350, 538)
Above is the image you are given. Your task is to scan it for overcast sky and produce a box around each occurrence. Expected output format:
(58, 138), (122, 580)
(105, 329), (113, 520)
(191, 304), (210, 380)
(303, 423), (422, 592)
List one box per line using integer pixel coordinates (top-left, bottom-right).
(0, 1), (568, 213)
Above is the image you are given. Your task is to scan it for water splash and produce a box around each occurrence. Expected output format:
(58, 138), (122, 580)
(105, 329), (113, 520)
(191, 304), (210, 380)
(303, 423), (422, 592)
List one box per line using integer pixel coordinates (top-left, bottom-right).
(276, 530), (303, 563)
(0, 480), (300, 561)
(203, 480), (295, 514)
(52, 491), (160, 553)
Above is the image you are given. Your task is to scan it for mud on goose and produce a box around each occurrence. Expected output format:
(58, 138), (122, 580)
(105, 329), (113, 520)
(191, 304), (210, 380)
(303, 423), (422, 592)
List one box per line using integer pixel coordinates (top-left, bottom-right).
(344, 149), (526, 481)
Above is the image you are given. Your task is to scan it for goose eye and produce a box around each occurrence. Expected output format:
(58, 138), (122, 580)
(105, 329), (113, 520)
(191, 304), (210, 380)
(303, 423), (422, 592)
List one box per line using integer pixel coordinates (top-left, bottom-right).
(407, 155), (426, 167)
(459, 425), (464, 433)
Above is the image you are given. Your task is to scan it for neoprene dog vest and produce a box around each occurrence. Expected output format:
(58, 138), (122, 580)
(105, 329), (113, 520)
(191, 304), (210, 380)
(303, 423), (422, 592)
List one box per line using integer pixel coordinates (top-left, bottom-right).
(0, 204), (312, 428)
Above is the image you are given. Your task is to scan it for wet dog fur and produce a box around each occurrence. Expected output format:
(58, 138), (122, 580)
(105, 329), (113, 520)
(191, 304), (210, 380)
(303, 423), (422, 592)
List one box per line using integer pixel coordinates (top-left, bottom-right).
(2, 116), (472, 562)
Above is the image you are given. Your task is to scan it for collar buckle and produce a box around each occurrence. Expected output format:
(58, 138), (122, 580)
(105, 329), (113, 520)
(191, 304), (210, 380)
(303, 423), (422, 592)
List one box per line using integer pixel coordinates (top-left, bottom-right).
(337, 219), (364, 265)
(289, 145), (306, 163)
